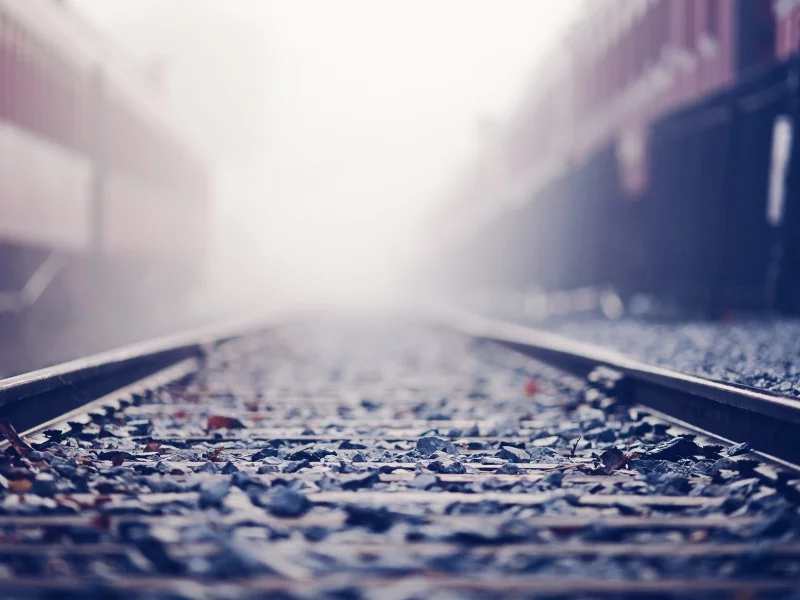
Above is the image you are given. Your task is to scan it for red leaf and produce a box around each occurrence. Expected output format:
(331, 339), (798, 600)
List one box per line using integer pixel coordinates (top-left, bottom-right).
(524, 379), (539, 397)
(206, 415), (245, 430)
(0, 418), (34, 458)
(208, 446), (225, 462)
(8, 479), (32, 494)
(143, 441), (163, 453)
(173, 410), (189, 420)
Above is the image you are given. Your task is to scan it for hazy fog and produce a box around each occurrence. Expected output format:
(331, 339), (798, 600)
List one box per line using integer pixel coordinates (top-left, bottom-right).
(71, 0), (577, 309)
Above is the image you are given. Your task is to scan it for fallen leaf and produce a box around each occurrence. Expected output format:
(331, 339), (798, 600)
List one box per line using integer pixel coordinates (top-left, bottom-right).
(524, 379), (539, 397)
(143, 441), (163, 453)
(0, 418), (34, 457)
(599, 447), (640, 474)
(111, 455), (125, 467)
(244, 401), (260, 412)
(98, 451), (135, 463)
(207, 415), (246, 430)
(8, 479), (32, 493)
(208, 446), (225, 462)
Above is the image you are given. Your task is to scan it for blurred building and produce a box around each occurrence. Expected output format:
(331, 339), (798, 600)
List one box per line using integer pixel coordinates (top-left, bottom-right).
(0, 0), (209, 374)
(436, 0), (798, 316)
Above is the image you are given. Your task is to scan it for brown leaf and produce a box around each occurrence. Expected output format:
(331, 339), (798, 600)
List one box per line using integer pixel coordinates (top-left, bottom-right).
(111, 455), (125, 467)
(208, 446), (225, 462)
(599, 447), (640, 474)
(8, 479), (32, 494)
(0, 418), (34, 458)
(143, 441), (163, 453)
(206, 415), (246, 430)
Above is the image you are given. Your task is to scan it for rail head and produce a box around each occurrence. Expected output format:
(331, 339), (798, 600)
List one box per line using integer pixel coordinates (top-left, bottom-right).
(0, 310), (287, 410)
(431, 306), (800, 466)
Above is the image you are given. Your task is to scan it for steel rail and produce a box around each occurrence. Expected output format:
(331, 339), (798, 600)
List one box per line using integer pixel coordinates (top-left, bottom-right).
(6, 304), (800, 467)
(0, 310), (288, 432)
(434, 307), (800, 466)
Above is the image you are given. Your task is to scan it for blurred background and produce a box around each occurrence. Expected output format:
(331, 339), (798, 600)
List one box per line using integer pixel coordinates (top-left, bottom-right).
(2, 0), (800, 375)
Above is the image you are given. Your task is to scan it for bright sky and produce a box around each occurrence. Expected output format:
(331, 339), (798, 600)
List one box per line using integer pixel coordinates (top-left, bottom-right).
(70, 0), (578, 305)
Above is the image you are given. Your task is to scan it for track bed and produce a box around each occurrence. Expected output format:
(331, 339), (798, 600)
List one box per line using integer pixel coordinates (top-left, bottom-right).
(0, 321), (799, 598)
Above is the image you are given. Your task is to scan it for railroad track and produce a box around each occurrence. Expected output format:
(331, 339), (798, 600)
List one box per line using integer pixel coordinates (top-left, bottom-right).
(0, 313), (798, 598)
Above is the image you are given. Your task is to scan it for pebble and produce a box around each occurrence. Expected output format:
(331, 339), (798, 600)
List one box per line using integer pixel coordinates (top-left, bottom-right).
(496, 446), (529, 463)
(266, 489), (311, 518)
(727, 442), (752, 457)
(428, 460), (466, 474)
(644, 437), (700, 461)
(416, 436), (456, 455)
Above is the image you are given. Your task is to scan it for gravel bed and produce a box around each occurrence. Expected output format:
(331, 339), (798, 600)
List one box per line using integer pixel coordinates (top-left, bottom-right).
(536, 317), (800, 397)
(0, 321), (798, 598)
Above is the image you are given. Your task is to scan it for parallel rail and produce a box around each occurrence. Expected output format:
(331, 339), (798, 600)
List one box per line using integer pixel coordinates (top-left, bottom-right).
(4, 307), (800, 467)
(0, 312), (279, 432)
(0, 313), (797, 598)
(437, 308), (800, 468)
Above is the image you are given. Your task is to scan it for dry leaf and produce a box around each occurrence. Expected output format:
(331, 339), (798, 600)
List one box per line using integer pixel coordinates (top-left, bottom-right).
(143, 441), (163, 453)
(208, 446), (225, 462)
(8, 479), (32, 493)
(0, 418), (33, 457)
(206, 415), (245, 430)
(598, 447), (641, 474)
